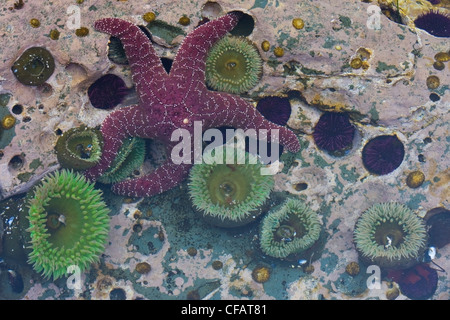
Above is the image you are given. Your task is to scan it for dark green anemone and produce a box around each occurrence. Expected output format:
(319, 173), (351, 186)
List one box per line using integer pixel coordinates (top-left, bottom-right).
(55, 125), (103, 170)
(188, 146), (273, 228)
(206, 35), (262, 94)
(259, 198), (321, 259)
(353, 202), (427, 269)
(26, 170), (110, 279)
(11, 47), (55, 86)
(98, 137), (146, 184)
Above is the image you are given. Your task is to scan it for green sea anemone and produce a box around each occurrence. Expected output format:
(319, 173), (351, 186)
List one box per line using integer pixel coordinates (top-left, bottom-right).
(98, 137), (146, 184)
(11, 47), (55, 86)
(353, 202), (427, 269)
(206, 35), (262, 94)
(188, 146), (273, 228)
(26, 169), (110, 279)
(55, 125), (103, 170)
(259, 198), (321, 259)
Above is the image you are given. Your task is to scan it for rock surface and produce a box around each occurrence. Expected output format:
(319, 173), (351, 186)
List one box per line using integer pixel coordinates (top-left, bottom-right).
(0, 0), (448, 300)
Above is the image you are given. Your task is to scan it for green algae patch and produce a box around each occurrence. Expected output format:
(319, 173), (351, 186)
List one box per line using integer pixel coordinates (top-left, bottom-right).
(313, 154), (331, 168)
(405, 193), (427, 210)
(280, 138), (310, 173)
(375, 61), (398, 73)
(301, 66), (325, 76)
(251, 0), (269, 9)
(339, 15), (352, 28)
(17, 171), (33, 183)
(339, 164), (359, 182)
(368, 105), (379, 122)
(29, 158), (42, 170)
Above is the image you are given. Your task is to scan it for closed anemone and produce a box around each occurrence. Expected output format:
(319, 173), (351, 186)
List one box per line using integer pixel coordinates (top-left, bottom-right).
(55, 125), (103, 170)
(11, 47), (55, 86)
(188, 145), (273, 228)
(26, 170), (110, 279)
(206, 35), (262, 94)
(353, 202), (427, 269)
(259, 198), (321, 259)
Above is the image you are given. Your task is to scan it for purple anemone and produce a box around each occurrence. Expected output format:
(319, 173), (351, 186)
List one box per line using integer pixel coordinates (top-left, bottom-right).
(362, 135), (405, 175)
(313, 112), (355, 152)
(256, 96), (292, 126)
(88, 74), (130, 110)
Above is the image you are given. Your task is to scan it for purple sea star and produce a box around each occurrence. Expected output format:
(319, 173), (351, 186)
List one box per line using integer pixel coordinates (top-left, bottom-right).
(85, 12), (300, 197)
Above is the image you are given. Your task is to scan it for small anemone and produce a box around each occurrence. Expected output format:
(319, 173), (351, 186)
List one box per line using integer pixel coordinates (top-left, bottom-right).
(353, 202), (427, 269)
(98, 137), (146, 184)
(55, 125), (103, 171)
(188, 145), (273, 228)
(11, 47), (55, 86)
(88, 74), (130, 110)
(259, 198), (321, 259)
(256, 96), (292, 126)
(26, 169), (110, 279)
(206, 35), (262, 94)
(313, 112), (355, 155)
(414, 10), (450, 38)
(362, 135), (405, 175)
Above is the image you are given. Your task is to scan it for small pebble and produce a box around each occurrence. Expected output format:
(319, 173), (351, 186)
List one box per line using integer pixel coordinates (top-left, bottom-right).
(292, 18), (304, 30)
(274, 47), (284, 57)
(30, 18), (40, 28)
(350, 57), (362, 69)
(434, 52), (449, 62)
(261, 40), (270, 52)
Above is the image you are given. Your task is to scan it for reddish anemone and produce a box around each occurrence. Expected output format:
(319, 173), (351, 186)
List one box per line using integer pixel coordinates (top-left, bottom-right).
(388, 263), (438, 300)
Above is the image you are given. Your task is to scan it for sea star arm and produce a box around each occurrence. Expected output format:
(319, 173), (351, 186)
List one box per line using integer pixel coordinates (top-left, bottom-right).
(169, 12), (241, 91)
(111, 161), (192, 197)
(206, 93), (301, 153)
(84, 105), (152, 181)
(94, 18), (168, 107)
